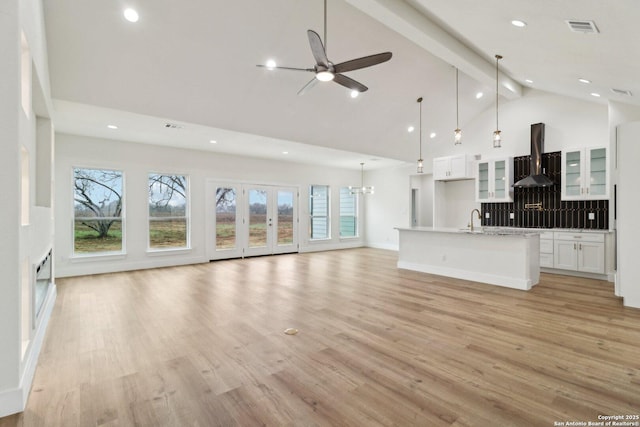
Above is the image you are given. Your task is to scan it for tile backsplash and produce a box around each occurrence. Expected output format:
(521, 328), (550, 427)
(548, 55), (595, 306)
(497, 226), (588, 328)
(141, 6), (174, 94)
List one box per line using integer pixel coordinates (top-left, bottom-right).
(481, 151), (609, 229)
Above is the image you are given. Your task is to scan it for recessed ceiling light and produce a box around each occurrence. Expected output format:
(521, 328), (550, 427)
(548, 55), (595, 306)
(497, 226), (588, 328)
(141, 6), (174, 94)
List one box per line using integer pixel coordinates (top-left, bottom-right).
(430, 132), (437, 139)
(209, 140), (217, 144)
(407, 126), (415, 133)
(511, 20), (527, 27)
(578, 78), (591, 84)
(476, 92), (484, 99)
(282, 151), (289, 155)
(590, 92), (601, 97)
(107, 124), (118, 129)
(266, 59), (277, 70)
(123, 8), (139, 23)
(350, 90), (359, 98)
(525, 79), (533, 84)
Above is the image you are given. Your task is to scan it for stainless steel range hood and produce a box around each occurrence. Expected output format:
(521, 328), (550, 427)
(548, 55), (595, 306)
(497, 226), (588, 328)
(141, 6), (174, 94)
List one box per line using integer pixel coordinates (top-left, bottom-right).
(513, 123), (555, 188)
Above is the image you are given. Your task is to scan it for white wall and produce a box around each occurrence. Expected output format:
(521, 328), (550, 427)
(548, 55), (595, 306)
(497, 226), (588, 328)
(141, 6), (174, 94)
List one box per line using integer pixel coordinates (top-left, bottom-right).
(364, 163), (414, 250)
(364, 89), (610, 249)
(55, 133), (366, 277)
(616, 121), (640, 308)
(0, 0), (56, 417)
(434, 180), (479, 228)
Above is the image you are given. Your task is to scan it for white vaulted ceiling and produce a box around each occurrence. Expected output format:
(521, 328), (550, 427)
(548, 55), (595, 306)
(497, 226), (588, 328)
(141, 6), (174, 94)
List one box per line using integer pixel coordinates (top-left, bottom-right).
(44, 0), (640, 168)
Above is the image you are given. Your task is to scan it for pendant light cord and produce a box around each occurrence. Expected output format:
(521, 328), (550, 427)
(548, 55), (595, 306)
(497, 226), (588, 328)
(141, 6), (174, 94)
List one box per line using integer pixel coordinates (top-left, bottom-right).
(418, 97), (423, 159)
(455, 68), (459, 129)
(495, 55), (501, 130)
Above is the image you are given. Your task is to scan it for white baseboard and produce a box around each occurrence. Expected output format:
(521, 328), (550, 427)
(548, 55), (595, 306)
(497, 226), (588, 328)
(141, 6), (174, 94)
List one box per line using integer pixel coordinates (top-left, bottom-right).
(0, 283), (57, 417)
(299, 240), (364, 253)
(365, 242), (399, 251)
(55, 255), (207, 278)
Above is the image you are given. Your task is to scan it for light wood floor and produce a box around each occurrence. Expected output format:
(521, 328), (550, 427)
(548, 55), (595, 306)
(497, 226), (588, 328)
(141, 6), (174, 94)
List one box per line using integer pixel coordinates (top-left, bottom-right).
(2, 248), (640, 426)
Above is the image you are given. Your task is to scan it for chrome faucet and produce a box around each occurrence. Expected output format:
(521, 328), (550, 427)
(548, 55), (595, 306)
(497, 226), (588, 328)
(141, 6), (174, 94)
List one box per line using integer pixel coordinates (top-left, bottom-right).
(470, 208), (481, 232)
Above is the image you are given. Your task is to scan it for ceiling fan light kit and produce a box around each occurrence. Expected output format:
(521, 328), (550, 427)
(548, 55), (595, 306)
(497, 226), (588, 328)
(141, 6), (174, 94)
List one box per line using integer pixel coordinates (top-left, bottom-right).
(256, 0), (392, 95)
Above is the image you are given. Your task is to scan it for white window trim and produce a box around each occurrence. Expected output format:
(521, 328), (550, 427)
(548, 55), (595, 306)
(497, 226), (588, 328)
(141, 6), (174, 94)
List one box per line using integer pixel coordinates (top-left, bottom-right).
(310, 185), (331, 241)
(72, 166), (126, 257)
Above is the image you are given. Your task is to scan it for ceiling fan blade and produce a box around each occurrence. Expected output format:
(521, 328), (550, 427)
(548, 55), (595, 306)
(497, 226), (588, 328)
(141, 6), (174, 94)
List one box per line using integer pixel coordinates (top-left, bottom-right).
(307, 30), (329, 67)
(256, 64), (314, 72)
(333, 74), (368, 92)
(333, 52), (392, 73)
(297, 78), (318, 96)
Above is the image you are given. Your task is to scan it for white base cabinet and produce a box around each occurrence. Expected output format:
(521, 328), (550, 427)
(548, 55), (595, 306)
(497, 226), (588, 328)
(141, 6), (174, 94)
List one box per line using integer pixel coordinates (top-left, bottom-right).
(539, 232), (554, 268)
(553, 232), (605, 274)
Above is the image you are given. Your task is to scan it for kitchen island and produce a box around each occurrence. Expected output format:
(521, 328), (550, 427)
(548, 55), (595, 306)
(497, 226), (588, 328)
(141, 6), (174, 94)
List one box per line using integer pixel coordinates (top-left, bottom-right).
(396, 227), (540, 290)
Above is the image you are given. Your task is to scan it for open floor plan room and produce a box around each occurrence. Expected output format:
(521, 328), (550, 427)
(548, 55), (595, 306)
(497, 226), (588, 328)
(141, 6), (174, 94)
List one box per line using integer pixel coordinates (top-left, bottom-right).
(1, 248), (638, 426)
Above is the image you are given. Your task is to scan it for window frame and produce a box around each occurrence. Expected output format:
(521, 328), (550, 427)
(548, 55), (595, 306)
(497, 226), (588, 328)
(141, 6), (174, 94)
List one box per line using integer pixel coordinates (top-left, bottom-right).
(147, 172), (191, 252)
(309, 184), (331, 241)
(72, 166), (126, 257)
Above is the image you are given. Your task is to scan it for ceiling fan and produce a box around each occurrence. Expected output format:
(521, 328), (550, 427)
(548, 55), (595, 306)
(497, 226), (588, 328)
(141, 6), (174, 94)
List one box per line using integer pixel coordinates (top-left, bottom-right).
(257, 0), (392, 95)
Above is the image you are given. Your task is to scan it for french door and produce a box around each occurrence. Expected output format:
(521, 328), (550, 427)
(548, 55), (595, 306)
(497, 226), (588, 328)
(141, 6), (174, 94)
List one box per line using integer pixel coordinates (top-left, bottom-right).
(207, 182), (298, 260)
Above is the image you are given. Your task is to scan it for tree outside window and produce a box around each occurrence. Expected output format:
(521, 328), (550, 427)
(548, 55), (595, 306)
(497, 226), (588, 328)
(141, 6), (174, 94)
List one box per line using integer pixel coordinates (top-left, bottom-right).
(73, 168), (124, 254)
(148, 174), (189, 249)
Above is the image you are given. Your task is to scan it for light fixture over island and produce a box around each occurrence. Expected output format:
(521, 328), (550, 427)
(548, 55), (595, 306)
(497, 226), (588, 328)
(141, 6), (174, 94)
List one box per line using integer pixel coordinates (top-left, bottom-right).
(395, 227), (540, 290)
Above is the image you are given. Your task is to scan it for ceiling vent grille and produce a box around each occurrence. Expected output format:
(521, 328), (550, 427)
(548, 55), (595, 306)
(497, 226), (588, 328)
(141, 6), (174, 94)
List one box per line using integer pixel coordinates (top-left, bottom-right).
(566, 20), (599, 33)
(611, 88), (633, 97)
(164, 123), (184, 129)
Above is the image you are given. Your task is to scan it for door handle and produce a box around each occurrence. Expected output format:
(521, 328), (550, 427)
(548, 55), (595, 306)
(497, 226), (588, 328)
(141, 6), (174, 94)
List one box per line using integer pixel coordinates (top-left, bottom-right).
(574, 243), (576, 250)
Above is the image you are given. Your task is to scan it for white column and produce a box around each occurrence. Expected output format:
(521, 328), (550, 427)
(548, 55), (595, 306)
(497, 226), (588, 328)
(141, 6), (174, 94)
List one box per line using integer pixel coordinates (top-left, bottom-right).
(0, 0), (23, 408)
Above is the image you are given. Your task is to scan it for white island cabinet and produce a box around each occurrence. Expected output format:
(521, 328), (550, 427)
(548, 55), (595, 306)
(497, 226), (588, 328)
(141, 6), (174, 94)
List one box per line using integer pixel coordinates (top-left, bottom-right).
(396, 227), (540, 290)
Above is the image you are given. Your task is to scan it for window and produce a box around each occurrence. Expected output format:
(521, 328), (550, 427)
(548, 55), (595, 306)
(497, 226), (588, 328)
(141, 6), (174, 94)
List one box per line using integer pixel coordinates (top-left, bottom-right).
(148, 174), (189, 249)
(216, 187), (237, 250)
(339, 187), (358, 237)
(310, 185), (330, 240)
(73, 168), (124, 254)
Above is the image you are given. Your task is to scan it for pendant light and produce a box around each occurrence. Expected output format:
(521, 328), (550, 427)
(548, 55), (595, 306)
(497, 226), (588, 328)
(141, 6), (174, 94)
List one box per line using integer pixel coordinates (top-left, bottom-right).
(417, 97), (424, 173)
(349, 163), (374, 195)
(454, 67), (462, 145)
(493, 54), (502, 148)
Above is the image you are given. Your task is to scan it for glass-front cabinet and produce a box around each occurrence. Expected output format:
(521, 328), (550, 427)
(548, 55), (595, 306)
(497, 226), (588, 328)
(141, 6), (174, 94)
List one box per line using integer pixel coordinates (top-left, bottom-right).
(476, 157), (513, 202)
(561, 147), (608, 200)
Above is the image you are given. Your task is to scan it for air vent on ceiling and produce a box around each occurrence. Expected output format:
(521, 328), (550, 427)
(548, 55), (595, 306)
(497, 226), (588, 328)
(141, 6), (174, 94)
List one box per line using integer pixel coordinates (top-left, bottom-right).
(566, 20), (599, 33)
(164, 123), (184, 129)
(611, 88), (633, 97)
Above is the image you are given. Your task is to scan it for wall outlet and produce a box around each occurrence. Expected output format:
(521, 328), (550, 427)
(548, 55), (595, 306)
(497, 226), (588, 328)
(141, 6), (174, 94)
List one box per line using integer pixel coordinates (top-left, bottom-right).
(588, 212), (595, 220)
(485, 212), (490, 219)
(509, 212), (514, 220)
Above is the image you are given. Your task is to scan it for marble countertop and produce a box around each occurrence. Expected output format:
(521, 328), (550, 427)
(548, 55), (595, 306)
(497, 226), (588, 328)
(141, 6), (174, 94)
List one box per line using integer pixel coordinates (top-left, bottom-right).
(395, 226), (539, 237)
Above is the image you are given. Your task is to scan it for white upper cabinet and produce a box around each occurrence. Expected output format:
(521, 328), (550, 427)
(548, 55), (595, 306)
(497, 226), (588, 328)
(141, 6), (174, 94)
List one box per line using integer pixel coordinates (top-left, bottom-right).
(476, 157), (513, 202)
(433, 154), (473, 181)
(561, 147), (609, 200)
